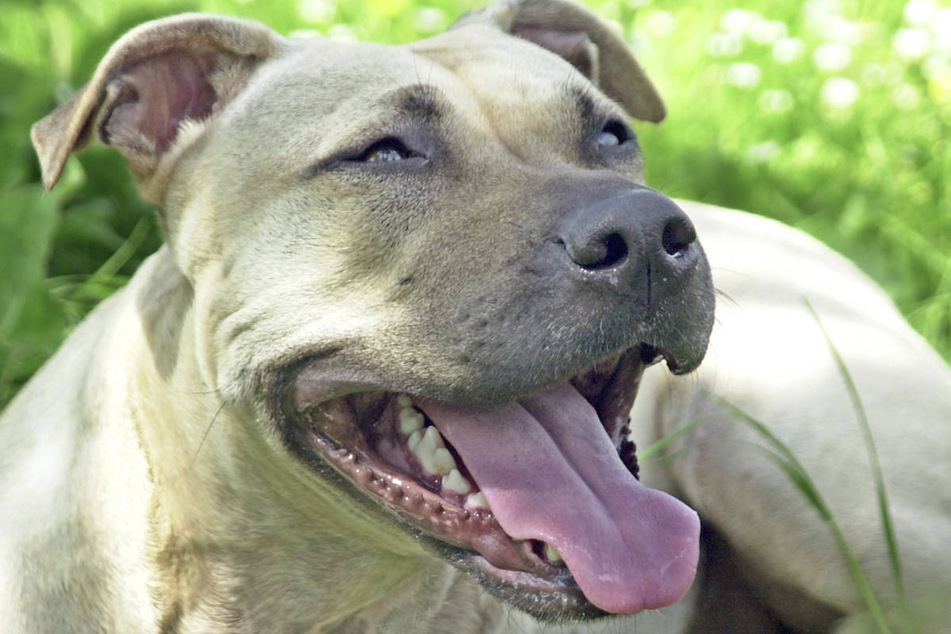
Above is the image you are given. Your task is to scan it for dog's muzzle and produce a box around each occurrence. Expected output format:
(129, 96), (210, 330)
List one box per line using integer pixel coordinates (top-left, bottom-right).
(281, 346), (699, 618)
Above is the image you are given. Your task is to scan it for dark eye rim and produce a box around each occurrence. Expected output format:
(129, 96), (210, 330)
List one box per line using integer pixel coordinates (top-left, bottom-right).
(303, 135), (433, 178)
(597, 119), (634, 147)
(354, 137), (427, 163)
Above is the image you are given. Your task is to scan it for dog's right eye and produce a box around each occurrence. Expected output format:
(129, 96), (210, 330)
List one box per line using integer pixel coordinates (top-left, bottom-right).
(597, 120), (633, 148)
(356, 138), (423, 163)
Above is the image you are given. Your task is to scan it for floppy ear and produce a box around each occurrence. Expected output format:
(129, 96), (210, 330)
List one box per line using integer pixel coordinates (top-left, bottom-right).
(456, 0), (665, 122)
(31, 14), (280, 201)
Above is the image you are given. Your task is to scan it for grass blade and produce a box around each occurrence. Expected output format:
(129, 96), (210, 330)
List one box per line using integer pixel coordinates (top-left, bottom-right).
(639, 416), (704, 463)
(804, 300), (906, 609)
(713, 394), (891, 633)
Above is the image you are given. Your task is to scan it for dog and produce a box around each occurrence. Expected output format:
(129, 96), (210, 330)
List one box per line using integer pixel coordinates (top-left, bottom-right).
(2, 0), (950, 631)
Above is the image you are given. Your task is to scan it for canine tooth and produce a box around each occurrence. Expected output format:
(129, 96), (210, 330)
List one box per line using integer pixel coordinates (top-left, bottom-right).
(397, 394), (413, 408)
(443, 469), (472, 494)
(398, 408), (424, 434)
(544, 543), (562, 563)
(467, 492), (489, 509)
(417, 427), (438, 454)
(414, 427), (455, 475)
(412, 427), (442, 473)
(426, 426), (445, 448)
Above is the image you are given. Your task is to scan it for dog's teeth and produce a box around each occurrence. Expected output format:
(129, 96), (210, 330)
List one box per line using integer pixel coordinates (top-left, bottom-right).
(413, 427), (456, 475)
(407, 429), (423, 451)
(443, 468), (472, 494)
(431, 448), (456, 474)
(398, 408), (424, 434)
(417, 426), (441, 454)
(544, 543), (563, 563)
(397, 394), (413, 408)
(466, 491), (490, 509)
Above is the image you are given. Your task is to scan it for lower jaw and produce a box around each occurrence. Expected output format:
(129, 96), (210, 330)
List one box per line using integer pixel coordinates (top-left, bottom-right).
(281, 348), (648, 617)
(295, 422), (558, 575)
(458, 549), (609, 620)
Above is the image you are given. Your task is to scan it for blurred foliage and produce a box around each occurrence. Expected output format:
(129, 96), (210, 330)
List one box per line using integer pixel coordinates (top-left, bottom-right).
(1, 0), (949, 407)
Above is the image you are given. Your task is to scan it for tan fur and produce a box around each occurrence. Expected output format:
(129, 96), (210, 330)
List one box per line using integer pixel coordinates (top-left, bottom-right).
(3, 1), (949, 632)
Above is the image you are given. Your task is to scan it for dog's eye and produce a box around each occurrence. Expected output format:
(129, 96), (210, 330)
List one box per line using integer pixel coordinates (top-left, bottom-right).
(358, 138), (422, 163)
(597, 120), (632, 147)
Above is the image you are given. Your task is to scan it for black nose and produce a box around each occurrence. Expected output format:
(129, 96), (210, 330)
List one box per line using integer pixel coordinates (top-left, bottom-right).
(556, 187), (701, 302)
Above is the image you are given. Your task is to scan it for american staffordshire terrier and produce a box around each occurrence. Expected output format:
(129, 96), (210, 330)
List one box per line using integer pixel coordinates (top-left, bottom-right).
(3, 0), (949, 631)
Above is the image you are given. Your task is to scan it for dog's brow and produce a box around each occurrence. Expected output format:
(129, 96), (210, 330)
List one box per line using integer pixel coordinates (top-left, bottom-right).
(391, 84), (444, 121)
(568, 85), (597, 123)
(558, 83), (618, 132)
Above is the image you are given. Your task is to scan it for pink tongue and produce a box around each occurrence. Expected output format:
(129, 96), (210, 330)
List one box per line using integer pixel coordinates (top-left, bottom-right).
(418, 383), (699, 614)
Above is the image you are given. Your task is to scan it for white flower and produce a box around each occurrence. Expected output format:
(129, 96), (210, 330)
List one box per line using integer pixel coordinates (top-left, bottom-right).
(821, 77), (860, 109)
(415, 8), (446, 33)
(773, 38), (805, 64)
(726, 62), (762, 88)
(818, 16), (864, 45)
(328, 24), (357, 41)
(749, 19), (788, 45)
(861, 63), (887, 87)
(904, 0), (938, 27)
(708, 32), (744, 57)
(893, 28), (932, 63)
(644, 11), (677, 38)
(804, 0), (864, 45)
(299, 0), (336, 23)
(814, 42), (852, 72)
(721, 9), (756, 34)
(804, 0), (842, 23)
(746, 141), (781, 163)
(932, 9), (951, 51)
(759, 89), (795, 113)
(893, 83), (922, 110)
(924, 56), (950, 80)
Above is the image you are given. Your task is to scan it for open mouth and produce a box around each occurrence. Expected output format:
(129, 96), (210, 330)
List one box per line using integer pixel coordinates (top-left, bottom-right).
(282, 345), (699, 618)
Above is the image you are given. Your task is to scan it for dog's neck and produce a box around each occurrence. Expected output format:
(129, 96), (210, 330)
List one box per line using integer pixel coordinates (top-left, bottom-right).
(108, 249), (451, 629)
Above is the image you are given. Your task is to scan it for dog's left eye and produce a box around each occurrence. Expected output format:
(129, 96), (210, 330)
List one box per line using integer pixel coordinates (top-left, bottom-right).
(357, 138), (423, 163)
(597, 120), (632, 148)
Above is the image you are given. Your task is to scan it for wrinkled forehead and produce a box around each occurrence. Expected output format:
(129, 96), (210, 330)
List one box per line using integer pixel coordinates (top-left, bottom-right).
(246, 24), (615, 134)
(409, 24), (596, 109)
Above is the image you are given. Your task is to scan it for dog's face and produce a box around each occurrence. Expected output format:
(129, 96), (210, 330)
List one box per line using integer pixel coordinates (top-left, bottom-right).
(34, 0), (714, 621)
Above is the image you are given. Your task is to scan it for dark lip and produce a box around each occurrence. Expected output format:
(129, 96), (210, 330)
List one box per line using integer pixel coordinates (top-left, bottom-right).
(273, 346), (651, 619)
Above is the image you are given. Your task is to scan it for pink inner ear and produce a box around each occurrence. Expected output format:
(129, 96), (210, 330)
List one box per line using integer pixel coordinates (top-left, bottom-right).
(512, 27), (596, 81)
(106, 49), (217, 153)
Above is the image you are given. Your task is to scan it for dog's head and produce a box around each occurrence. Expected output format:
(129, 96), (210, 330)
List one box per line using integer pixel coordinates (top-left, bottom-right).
(34, 0), (714, 620)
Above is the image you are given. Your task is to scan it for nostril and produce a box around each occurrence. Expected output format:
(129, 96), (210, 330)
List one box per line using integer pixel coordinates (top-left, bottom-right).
(662, 217), (697, 258)
(561, 232), (630, 271)
(594, 233), (628, 270)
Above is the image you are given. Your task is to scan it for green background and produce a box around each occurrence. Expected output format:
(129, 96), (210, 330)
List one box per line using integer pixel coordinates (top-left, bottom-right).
(2, 0), (949, 407)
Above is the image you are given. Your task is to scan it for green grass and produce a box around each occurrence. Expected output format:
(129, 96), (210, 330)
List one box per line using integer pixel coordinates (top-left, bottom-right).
(1, 0), (949, 407)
